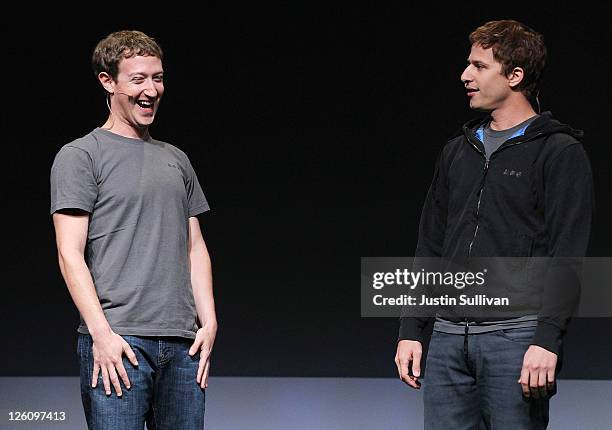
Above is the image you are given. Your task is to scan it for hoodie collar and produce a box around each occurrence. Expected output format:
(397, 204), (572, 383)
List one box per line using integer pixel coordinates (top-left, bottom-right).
(457, 111), (584, 142)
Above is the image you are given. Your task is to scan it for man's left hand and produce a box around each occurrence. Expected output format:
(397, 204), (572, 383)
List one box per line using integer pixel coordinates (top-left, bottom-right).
(189, 325), (217, 389)
(518, 345), (557, 399)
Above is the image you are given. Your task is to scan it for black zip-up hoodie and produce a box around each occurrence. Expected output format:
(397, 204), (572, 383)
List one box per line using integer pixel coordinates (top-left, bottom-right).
(399, 111), (594, 355)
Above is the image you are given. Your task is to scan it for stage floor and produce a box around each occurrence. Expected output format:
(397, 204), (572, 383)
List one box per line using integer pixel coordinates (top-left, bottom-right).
(1, 377), (610, 429)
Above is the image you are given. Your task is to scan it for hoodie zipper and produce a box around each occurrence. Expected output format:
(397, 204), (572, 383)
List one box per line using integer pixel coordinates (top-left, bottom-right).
(465, 132), (544, 256)
(467, 139), (487, 256)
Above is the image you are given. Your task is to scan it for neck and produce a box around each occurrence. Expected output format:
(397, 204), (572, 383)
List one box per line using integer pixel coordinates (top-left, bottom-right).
(489, 95), (537, 131)
(101, 115), (150, 140)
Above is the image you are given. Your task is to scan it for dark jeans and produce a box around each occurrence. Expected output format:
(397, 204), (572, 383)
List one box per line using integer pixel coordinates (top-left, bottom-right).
(423, 327), (551, 430)
(77, 333), (205, 430)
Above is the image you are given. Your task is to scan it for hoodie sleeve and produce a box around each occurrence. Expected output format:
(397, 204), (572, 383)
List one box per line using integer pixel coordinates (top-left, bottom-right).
(532, 141), (594, 355)
(398, 145), (450, 343)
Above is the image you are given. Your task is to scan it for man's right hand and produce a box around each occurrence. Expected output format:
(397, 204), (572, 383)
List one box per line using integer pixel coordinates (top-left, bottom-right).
(91, 331), (139, 397)
(395, 340), (422, 389)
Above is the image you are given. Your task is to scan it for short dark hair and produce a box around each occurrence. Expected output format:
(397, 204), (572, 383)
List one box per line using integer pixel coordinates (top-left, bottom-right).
(92, 30), (163, 81)
(469, 20), (546, 97)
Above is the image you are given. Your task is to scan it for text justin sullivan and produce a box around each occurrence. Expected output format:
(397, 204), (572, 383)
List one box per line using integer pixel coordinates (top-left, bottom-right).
(373, 294), (509, 306)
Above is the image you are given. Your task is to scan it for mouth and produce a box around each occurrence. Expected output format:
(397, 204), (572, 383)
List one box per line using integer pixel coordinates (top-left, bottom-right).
(466, 88), (479, 97)
(136, 99), (155, 111)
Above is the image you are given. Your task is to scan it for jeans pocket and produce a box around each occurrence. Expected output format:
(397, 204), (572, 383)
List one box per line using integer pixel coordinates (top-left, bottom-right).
(497, 327), (536, 343)
(77, 334), (92, 359)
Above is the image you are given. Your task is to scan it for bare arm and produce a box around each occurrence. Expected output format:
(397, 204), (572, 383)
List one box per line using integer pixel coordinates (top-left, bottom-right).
(53, 210), (111, 337)
(52, 210), (137, 396)
(186, 216), (217, 388)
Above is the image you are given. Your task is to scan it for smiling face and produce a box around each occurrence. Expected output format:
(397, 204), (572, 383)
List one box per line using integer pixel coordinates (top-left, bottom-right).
(102, 54), (164, 133)
(460, 44), (513, 112)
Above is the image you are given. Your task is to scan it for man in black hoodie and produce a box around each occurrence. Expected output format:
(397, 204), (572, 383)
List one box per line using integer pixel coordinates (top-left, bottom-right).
(394, 20), (593, 429)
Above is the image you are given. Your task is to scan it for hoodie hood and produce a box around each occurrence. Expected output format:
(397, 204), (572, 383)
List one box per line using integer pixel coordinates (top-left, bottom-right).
(458, 111), (584, 142)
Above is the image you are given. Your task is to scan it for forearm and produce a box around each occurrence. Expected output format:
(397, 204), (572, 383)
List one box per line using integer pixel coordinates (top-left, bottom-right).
(534, 143), (593, 353)
(533, 258), (582, 354)
(189, 244), (217, 329)
(399, 148), (448, 344)
(57, 250), (111, 340)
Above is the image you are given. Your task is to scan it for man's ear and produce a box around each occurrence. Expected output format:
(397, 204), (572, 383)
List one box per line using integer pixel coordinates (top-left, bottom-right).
(508, 66), (525, 90)
(98, 72), (115, 94)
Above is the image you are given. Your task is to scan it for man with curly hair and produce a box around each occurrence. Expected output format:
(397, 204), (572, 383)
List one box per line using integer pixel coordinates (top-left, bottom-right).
(50, 30), (216, 429)
(395, 20), (593, 429)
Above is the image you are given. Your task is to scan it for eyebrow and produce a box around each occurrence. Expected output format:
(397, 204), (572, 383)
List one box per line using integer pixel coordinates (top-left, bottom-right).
(128, 72), (164, 77)
(466, 59), (488, 67)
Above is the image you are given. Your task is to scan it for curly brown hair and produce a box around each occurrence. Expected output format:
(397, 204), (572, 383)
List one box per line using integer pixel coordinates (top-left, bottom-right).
(92, 30), (163, 81)
(469, 20), (546, 97)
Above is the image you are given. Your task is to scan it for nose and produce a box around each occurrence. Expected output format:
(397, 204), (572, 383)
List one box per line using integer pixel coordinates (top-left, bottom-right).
(460, 66), (472, 86)
(143, 78), (160, 98)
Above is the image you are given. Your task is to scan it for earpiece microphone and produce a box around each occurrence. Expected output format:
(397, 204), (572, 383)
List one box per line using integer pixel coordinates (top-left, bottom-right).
(113, 91), (134, 98)
(102, 89), (155, 136)
(105, 91), (134, 115)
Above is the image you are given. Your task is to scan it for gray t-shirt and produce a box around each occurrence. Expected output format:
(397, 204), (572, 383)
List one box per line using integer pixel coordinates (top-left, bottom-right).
(483, 114), (539, 159)
(50, 128), (210, 339)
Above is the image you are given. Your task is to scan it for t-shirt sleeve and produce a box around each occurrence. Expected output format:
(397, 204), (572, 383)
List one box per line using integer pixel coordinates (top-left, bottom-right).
(184, 154), (210, 217)
(50, 145), (98, 215)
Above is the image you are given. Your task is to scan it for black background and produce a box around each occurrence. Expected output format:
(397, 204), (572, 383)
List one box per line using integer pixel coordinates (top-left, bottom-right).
(2, 4), (611, 378)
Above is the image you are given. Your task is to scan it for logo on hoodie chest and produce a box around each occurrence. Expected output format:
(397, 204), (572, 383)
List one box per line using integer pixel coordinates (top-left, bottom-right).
(502, 168), (523, 178)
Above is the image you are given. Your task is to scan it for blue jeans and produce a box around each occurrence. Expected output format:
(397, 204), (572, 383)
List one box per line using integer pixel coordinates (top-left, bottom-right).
(423, 327), (551, 429)
(77, 334), (205, 430)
